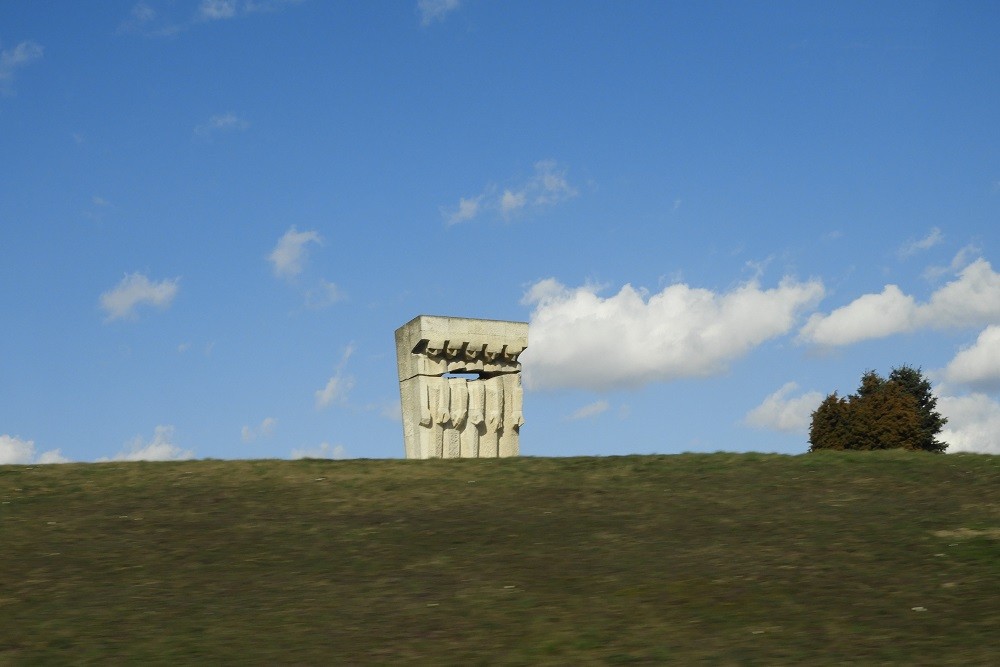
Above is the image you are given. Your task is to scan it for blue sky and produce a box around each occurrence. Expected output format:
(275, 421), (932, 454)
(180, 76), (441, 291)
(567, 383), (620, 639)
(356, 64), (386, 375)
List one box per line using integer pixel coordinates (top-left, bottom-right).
(2, 0), (999, 464)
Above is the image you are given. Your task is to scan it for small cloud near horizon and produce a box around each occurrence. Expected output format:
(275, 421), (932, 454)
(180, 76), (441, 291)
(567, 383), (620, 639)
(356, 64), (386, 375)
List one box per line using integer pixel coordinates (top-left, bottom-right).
(743, 382), (824, 433)
(938, 393), (1000, 454)
(291, 442), (347, 459)
(99, 425), (195, 462)
(0, 434), (69, 465)
(316, 344), (356, 409)
(241, 417), (277, 443)
(566, 400), (610, 421)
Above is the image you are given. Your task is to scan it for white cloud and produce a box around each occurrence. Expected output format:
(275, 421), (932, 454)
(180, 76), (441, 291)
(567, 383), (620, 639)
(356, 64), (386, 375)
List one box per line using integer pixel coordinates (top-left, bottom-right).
(443, 160), (578, 224)
(241, 417), (277, 443)
(316, 344), (356, 409)
(0, 40), (43, 92)
(304, 279), (345, 308)
(418, 0), (460, 26)
(268, 226), (322, 279)
(799, 258), (1000, 346)
(743, 382), (824, 433)
(291, 442), (347, 459)
(923, 244), (980, 281)
(444, 195), (482, 225)
(921, 259), (1000, 327)
(37, 449), (71, 464)
(195, 112), (250, 138)
(100, 272), (179, 322)
(938, 394), (1000, 454)
(1, 434), (35, 464)
(941, 326), (1000, 391)
(498, 159), (576, 216)
(102, 425), (195, 462)
(198, 0), (238, 20)
(123, 0), (301, 35)
(798, 285), (916, 346)
(202, 0), (305, 22)
(0, 434), (49, 465)
(129, 2), (156, 23)
(119, 2), (180, 35)
(566, 400), (610, 421)
(532, 159), (578, 206)
(500, 189), (527, 215)
(316, 375), (355, 409)
(129, 1), (157, 24)
(0, 434), (66, 464)
(84, 195), (114, 223)
(522, 276), (824, 391)
(242, 0), (305, 13)
(898, 227), (943, 258)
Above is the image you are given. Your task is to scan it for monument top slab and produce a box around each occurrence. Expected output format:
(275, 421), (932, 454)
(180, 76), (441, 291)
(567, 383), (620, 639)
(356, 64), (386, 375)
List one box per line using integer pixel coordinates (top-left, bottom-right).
(395, 315), (528, 381)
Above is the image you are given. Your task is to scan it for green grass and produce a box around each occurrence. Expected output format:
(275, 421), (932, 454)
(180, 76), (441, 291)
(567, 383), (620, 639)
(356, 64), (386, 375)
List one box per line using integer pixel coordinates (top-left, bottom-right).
(2, 452), (998, 665)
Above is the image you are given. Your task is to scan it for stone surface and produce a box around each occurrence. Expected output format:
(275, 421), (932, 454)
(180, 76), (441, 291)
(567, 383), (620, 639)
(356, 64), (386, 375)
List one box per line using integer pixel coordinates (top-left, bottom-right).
(395, 315), (527, 459)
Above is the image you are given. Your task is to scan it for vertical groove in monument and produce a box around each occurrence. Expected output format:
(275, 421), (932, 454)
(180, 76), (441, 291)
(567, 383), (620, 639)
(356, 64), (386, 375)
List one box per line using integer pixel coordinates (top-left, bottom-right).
(463, 380), (484, 457)
(395, 316), (527, 459)
(480, 375), (503, 457)
(446, 377), (467, 458)
(430, 378), (449, 458)
(498, 373), (523, 457)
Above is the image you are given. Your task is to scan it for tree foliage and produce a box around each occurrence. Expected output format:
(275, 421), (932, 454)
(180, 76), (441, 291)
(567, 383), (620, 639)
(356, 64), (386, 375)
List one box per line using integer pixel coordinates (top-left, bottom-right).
(808, 366), (948, 453)
(887, 365), (949, 452)
(808, 393), (851, 451)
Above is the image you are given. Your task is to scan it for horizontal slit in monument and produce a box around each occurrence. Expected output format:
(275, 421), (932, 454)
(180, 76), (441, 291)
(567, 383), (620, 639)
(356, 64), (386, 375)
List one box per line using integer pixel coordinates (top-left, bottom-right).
(437, 370), (518, 380)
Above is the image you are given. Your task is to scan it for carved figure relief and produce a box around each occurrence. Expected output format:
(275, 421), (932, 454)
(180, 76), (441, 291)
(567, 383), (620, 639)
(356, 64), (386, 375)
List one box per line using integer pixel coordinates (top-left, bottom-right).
(395, 316), (527, 459)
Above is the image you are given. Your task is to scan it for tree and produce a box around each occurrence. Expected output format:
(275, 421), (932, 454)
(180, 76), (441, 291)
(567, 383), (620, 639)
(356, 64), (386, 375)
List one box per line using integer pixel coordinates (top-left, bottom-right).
(808, 366), (948, 453)
(808, 393), (851, 451)
(848, 380), (925, 451)
(888, 365), (948, 453)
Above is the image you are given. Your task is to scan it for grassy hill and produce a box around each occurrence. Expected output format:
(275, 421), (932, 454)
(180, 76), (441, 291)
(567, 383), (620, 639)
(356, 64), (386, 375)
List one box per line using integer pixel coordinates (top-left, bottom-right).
(2, 452), (998, 665)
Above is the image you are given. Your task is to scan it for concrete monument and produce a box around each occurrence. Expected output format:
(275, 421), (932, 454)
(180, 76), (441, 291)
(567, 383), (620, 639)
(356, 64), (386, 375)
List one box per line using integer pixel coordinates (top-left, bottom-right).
(395, 315), (528, 459)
